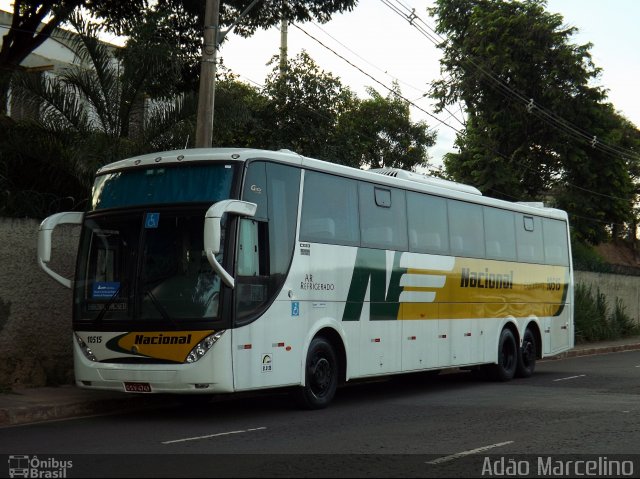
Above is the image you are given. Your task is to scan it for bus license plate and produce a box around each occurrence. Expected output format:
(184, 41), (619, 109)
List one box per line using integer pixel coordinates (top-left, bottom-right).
(124, 382), (152, 393)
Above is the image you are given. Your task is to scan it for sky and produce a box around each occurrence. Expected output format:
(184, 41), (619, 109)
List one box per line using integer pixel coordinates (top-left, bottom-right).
(2, 0), (639, 167)
(216, 0), (640, 167)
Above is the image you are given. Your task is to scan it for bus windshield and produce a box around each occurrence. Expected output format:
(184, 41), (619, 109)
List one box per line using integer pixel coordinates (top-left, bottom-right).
(91, 164), (235, 210)
(74, 163), (237, 324)
(74, 211), (223, 322)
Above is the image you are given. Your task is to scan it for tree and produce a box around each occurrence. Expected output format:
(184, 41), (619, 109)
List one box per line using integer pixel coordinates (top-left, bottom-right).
(201, 52), (436, 169)
(429, 0), (638, 243)
(333, 84), (436, 170)
(260, 51), (356, 158)
(211, 69), (270, 147)
(256, 52), (434, 170)
(2, 14), (194, 217)
(0, 1), (146, 113)
(0, 0), (359, 112)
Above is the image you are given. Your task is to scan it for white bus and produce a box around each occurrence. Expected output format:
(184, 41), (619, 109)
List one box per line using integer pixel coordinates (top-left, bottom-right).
(38, 148), (573, 408)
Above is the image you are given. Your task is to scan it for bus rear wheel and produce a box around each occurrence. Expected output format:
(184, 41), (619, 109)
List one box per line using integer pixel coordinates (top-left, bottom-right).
(516, 328), (537, 378)
(294, 337), (338, 410)
(489, 328), (518, 381)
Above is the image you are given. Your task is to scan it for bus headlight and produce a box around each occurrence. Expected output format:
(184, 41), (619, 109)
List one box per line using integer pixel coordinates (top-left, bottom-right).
(75, 333), (97, 362)
(185, 330), (225, 363)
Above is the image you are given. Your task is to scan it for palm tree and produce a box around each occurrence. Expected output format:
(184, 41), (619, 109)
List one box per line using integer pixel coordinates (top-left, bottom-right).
(3, 13), (196, 217)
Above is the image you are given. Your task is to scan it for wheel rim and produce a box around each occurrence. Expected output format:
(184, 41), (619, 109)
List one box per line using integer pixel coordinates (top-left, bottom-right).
(309, 355), (333, 398)
(501, 337), (516, 370)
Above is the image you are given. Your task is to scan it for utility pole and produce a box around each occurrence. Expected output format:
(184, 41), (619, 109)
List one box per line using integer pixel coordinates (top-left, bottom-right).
(195, 0), (220, 148)
(194, 0), (262, 148)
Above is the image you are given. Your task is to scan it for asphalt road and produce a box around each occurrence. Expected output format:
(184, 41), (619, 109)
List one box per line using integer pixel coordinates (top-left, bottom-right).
(2, 351), (640, 477)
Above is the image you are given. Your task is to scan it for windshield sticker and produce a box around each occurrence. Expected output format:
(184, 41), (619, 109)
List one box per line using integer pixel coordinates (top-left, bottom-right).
(92, 281), (120, 299)
(145, 212), (160, 228)
(87, 302), (127, 312)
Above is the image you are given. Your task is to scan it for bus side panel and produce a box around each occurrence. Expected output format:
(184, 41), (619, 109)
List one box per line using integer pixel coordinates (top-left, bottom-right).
(231, 298), (307, 391)
(548, 306), (573, 355)
(232, 242), (358, 391)
(291, 243), (362, 379)
(400, 314), (439, 372)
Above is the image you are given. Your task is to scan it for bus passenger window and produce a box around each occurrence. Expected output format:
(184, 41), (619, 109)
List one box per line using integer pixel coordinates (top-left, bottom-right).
(451, 235), (465, 254)
(448, 200), (484, 258)
(300, 171), (359, 246)
(359, 183), (407, 251)
(516, 214), (544, 263)
(483, 207), (516, 261)
(407, 192), (449, 255)
(542, 218), (569, 266)
(424, 233), (442, 250)
(301, 218), (336, 240)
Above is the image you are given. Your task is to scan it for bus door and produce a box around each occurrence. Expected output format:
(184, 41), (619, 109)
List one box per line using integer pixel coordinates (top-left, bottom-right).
(232, 161), (302, 390)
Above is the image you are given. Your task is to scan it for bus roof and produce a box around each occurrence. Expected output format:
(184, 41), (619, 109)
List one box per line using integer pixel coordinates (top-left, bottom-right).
(96, 148), (568, 221)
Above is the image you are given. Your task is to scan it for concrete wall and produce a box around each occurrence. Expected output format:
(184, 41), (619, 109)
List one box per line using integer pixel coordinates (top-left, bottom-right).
(0, 218), (639, 388)
(0, 218), (79, 388)
(575, 270), (640, 322)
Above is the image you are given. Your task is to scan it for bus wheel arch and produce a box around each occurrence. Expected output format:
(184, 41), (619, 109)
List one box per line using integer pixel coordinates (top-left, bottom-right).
(314, 327), (347, 384)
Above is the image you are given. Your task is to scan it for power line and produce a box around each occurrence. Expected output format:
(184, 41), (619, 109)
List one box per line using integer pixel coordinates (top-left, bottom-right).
(293, 18), (635, 204)
(291, 23), (460, 135)
(380, 0), (640, 163)
(305, 20), (467, 129)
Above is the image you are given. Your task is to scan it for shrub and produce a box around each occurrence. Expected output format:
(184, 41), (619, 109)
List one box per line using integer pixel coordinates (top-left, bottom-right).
(610, 298), (640, 338)
(574, 283), (640, 342)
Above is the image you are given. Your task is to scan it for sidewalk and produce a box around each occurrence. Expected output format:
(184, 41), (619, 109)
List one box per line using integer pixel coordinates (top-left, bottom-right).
(2, 336), (640, 427)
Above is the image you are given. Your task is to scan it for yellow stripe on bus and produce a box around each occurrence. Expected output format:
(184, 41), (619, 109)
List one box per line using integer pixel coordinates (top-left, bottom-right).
(398, 258), (568, 320)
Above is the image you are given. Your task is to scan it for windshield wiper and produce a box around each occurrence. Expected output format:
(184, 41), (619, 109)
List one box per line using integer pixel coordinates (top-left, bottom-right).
(144, 289), (180, 330)
(95, 284), (123, 322)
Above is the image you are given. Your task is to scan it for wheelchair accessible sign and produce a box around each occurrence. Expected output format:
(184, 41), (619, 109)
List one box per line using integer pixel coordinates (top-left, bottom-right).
(145, 212), (160, 228)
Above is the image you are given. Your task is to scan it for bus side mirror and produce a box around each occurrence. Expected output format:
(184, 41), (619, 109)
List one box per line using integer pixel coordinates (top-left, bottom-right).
(37, 211), (84, 288)
(204, 200), (257, 289)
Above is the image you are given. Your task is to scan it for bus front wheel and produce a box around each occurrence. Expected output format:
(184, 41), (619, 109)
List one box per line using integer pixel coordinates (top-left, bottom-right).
(294, 337), (338, 409)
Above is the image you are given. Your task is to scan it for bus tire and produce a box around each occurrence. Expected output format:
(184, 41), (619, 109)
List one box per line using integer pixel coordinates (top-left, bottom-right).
(489, 328), (518, 382)
(294, 337), (338, 410)
(516, 328), (536, 378)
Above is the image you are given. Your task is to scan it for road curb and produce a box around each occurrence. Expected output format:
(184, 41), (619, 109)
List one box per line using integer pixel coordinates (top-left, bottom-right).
(0, 395), (179, 428)
(547, 342), (640, 360)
